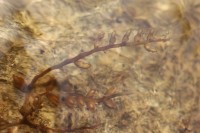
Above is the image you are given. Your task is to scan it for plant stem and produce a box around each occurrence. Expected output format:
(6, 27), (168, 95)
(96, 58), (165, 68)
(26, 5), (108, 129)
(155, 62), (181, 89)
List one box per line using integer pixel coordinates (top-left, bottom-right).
(27, 38), (169, 91)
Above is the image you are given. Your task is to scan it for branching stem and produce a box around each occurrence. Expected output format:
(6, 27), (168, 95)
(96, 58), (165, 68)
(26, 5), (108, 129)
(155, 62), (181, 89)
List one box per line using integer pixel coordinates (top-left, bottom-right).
(27, 38), (169, 91)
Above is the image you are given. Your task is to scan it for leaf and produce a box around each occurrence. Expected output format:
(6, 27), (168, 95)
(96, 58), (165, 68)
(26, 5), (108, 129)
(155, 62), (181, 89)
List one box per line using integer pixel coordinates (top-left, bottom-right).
(85, 98), (96, 111)
(146, 29), (155, 41)
(103, 99), (116, 108)
(122, 29), (132, 43)
(86, 90), (96, 97)
(46, 93), (59, 106)
(96, 32), (105, 41)
(105, 88), (117, 96)
(45, 78), (57, 92)
(65, 95), (76, 108)
(13, 75), (27, 91)
(46, 85), (54, 92)
(134, 32), (143, 42)
(74, 60), (91, 69)
(109, 31), (116, 45)
(144, 44), (157, 53)
(76, 95), (85, 108)
(32, 96), (43, 109)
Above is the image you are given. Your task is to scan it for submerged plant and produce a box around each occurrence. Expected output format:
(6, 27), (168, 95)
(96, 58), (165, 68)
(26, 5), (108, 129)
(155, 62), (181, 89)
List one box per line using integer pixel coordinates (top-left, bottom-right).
(0, 28), (169, 132)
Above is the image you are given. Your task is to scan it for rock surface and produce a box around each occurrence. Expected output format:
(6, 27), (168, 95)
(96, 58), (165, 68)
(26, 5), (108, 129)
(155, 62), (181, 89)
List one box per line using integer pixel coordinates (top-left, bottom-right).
(0, 0), (200, 132)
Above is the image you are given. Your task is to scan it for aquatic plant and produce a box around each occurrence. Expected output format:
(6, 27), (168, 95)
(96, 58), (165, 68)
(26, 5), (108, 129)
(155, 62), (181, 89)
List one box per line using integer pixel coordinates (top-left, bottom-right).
(1, 28), (169, 132)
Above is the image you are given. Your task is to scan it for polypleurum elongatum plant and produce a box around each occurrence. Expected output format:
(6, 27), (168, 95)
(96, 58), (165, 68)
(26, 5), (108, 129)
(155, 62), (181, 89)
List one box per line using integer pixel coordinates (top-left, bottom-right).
(9, 28), (169, 132)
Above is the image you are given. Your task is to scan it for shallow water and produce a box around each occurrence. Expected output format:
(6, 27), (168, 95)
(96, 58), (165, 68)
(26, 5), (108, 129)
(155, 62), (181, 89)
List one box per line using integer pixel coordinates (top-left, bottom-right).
(0, 0), (200, 132)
